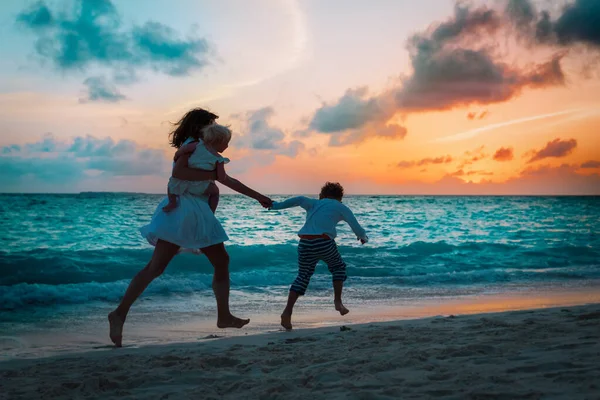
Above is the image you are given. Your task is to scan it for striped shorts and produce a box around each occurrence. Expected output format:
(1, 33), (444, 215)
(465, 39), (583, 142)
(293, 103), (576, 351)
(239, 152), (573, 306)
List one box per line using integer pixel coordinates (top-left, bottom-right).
(290, 238), (347, 295)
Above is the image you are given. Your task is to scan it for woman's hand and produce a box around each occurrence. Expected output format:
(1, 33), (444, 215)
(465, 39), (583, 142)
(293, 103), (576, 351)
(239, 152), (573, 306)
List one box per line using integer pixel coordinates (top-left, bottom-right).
(257, 195), (272, 209)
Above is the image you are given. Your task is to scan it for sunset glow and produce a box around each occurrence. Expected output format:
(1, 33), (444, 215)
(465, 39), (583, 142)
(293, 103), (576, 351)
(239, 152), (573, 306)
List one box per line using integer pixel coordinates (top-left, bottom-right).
(1, 0), (599, 194)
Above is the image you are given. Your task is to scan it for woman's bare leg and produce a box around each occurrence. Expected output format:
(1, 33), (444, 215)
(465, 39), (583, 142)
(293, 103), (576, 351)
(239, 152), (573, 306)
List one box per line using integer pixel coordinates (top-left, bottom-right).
(201, 243), (249, 328)
(108, 239), (180, 347)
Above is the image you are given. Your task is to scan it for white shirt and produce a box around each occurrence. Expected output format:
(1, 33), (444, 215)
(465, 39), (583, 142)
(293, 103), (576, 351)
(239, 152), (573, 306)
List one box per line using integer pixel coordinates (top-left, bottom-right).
(271, 196), (368, 242)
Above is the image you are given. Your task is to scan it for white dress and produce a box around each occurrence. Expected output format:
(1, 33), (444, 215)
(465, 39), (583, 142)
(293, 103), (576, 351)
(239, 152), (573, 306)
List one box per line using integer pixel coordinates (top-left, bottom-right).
(140, 138), (229, 253)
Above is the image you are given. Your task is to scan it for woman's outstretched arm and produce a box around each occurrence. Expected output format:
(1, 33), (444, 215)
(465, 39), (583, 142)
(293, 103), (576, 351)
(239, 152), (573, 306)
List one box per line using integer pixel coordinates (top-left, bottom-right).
(172, 154), (218, 181)
(216, 163), (271, 207)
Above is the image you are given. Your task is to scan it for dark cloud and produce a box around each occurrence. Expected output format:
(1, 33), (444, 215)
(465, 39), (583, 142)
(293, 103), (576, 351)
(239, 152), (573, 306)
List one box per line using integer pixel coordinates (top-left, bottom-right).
(0, 135), (167, 184)
(236, 108), (305, 157)
(17, 0), (212, 102)
(506, 0), (536, 28)
(16, 1), (53, 28)
(393, 4), (542, 111)
(493, 147), (514, 161)
(397, 155), (453, 169)
(80, 76), (126, 103)
(396, 46), (565, 111)
(131, 22), (210, 76)
(538, 0), (600, 47)
(528, 138), (577, 163)
(426, 4), (502, 45)
(581, 160), (600, 168)
(309, 87), (393, 133)
(307, 87), (406, 146)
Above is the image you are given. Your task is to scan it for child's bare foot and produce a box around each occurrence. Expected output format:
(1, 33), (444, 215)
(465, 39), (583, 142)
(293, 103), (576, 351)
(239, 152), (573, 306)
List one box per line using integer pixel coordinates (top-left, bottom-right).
(335, 301), (349, 316)
(280, 313), (292, 331)
(108, 311), (124, 347)
(217, 315), (250, 329)
(162, 203), (177, 213)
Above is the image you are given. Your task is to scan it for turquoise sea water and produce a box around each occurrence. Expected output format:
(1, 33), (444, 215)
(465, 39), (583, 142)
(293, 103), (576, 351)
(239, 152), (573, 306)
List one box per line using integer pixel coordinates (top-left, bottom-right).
(1, 194), (599, 357)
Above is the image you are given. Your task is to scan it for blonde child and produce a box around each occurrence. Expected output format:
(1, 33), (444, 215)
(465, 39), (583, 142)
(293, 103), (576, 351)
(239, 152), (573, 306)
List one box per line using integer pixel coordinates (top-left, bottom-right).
(163, 124), (231, 213)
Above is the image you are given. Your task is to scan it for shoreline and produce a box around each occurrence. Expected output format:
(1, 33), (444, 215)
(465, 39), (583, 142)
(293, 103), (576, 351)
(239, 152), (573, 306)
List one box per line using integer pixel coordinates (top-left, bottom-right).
(2, 283), (599, 361)
(2, 303), (599, 399)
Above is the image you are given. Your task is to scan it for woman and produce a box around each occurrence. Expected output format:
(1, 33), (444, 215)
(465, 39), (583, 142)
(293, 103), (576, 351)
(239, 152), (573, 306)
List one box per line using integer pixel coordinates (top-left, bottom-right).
(108, 108), (271, 347)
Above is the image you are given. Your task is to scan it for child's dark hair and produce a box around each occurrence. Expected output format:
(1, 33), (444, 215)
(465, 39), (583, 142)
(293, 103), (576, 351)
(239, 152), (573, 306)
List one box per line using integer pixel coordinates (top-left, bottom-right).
(319, 182), (344, 200)
(169, 108), (219, 148)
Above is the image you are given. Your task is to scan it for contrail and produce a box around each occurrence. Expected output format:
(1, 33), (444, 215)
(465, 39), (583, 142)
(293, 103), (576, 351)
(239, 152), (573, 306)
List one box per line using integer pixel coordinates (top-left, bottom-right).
(432, 109), (589, 143)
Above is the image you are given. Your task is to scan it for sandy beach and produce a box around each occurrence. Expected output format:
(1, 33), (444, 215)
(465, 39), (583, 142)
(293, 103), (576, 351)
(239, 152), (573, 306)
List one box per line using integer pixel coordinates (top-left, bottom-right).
(2, 303), (599, 400)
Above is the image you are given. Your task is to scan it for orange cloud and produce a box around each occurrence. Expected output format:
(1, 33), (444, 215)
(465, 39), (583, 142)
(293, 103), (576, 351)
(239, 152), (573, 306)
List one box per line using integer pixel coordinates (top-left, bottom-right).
(528, 138), (577, 163)
(493, 147), (514, 161)
(397, 155), (453, 169)
(581, 160), (600, 169)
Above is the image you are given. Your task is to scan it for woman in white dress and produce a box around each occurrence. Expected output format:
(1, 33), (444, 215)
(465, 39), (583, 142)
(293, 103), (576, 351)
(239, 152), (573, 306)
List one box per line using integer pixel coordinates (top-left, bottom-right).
(108, 108), (272, 347)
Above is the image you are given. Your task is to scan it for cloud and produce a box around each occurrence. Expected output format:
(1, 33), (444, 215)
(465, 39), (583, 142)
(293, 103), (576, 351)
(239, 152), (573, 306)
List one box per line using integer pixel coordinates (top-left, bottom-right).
(16, 1), (53, 28)
(493, 147), (514, 161)
(467, 111), (489, 120)
(80, 76), (126, 103)
(16, 0), (212, 102)
(528, 138), (577, 163)
(581, 160), (600, 168)
(397, 155), (453, 169)
(458, 146), (487, 168)
(306, 87), (407, 146)
(450, 168), (494, 177)
(309, 87), (394, 133)
(506, 0), (536, 28)
(235, 107), (305, 157)
(0, 135), (167, 186)
(396, 46), (565, 112)
(301, 2), (585, 145)
(533, 0), (600, 47)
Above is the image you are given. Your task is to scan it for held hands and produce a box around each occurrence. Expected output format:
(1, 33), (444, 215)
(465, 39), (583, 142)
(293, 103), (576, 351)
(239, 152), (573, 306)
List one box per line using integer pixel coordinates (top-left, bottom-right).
(257, 195), (273, 209)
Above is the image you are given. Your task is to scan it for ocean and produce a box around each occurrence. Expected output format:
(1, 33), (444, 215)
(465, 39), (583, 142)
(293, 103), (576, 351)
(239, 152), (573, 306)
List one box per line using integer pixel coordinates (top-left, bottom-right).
(1, 194), (599, 358)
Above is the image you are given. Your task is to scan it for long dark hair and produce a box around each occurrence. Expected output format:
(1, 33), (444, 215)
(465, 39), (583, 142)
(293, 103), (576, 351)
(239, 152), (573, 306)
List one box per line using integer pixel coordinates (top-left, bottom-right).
(169, 108), (219, 148)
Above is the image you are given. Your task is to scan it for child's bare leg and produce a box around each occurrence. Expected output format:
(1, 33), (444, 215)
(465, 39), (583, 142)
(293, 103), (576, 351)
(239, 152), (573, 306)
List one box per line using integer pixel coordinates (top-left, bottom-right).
(205, 182), (219, 213)
(333, 280), (349, 315)
(162, 190), (179, 213)
(281, 290), (300, 331)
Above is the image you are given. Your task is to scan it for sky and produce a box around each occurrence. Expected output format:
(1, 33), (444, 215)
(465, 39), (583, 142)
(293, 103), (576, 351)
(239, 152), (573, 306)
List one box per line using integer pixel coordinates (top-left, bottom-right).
(0, 0), (599, 195)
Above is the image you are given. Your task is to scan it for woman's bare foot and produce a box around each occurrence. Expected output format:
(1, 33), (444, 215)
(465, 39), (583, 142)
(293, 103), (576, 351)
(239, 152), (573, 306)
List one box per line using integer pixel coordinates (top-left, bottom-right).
(280, 313), (292, 331)
(108, 311), (124, 347)
(217, 315), (250, 329)
(335, 301), (349, 316)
